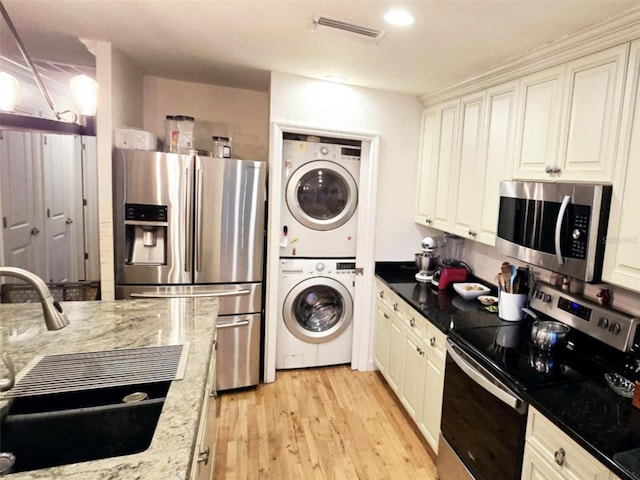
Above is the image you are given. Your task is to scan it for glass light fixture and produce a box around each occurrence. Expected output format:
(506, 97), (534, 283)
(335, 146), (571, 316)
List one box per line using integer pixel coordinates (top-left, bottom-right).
(384, 8), (415, 26)
(0, 71), (20, 112)
(70, 74), (99, 116)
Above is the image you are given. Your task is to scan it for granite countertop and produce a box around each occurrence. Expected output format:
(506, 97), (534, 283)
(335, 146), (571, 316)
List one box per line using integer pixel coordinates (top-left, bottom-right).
(375, 261), (640, 480)
(0, 297), (218, 479)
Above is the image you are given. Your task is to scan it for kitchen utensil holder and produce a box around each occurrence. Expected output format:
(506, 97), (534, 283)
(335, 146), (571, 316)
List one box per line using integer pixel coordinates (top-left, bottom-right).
(498, 292), (527, 321)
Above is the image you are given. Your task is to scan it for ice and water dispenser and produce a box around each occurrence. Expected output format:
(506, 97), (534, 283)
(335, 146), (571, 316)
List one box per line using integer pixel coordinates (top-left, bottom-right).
(124, 204), (168, 265)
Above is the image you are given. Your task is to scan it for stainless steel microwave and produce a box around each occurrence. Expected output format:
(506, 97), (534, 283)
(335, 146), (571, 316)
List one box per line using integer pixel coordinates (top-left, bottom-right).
(495, 181), (612, 282)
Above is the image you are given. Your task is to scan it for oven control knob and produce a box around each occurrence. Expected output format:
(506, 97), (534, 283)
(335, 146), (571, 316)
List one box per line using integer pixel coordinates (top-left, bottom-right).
(315, 262), (325, 272)
(609, 322), (621, 335)
(598, 317), (609, 329)
(320, 146), (329, 155)
(572, 229), (582, 240)
(541, 293), (552, 303)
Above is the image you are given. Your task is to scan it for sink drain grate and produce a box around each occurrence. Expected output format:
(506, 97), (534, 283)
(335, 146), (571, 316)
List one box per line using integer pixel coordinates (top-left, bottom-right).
(2, 344), (188, 398)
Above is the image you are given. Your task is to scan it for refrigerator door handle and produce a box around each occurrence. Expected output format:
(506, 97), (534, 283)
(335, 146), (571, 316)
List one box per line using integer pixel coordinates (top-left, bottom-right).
(129, 289), (251, 299)
(184, 165), (193, 273)
(217, 319), (251, 329)
(195, 165), (204, 273)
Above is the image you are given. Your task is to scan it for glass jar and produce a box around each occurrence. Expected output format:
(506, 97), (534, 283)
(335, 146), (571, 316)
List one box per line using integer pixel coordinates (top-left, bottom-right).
(211, 136), (231, 158)
(175, 115), (195, 153)
(164, 115), (178, 153)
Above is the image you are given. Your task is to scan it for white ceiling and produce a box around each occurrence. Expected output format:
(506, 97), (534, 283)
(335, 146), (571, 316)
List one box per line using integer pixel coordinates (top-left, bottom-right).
(2, 0), (640, 96)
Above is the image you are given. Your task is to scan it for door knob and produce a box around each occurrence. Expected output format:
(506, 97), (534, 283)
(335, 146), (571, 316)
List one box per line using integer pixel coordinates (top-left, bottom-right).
(66, 218), (73, 225)
(30, 227), (40, 236)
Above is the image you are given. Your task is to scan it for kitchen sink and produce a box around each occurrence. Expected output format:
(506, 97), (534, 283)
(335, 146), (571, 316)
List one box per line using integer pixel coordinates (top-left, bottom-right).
(0, 381), (171, 474)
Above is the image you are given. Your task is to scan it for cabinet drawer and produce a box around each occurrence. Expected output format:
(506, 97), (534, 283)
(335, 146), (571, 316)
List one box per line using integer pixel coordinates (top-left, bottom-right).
(375, 280), (396, 311)
(425, 324), (447, 362)
(526, 407), (610, 480)
(402, 305), (427, 339)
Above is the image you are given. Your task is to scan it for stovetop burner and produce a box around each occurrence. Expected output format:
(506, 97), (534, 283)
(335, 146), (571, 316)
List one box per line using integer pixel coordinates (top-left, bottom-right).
(450, 322), (592, 391)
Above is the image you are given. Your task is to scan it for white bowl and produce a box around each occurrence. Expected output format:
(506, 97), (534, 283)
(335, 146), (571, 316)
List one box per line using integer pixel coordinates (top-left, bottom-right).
(453, 282), (490, 300)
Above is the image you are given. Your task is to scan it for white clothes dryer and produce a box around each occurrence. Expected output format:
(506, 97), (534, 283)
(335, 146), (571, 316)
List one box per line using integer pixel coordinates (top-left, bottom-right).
(276, 258), (355, 369)
(280, 138), (361, 258)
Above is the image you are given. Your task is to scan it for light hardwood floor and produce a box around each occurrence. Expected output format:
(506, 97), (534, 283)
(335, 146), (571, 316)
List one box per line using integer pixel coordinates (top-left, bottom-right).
(214, 365), (438, 480)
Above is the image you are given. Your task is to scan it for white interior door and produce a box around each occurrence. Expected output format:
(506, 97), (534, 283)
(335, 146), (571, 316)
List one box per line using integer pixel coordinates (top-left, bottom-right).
(42, 134), (75, 283)
(0, 130), (45, 278)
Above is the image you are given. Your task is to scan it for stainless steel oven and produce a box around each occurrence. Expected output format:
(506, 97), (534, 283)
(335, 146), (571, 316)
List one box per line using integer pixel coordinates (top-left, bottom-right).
(495, 180), (611, 282)
(438, 340), (528, 480)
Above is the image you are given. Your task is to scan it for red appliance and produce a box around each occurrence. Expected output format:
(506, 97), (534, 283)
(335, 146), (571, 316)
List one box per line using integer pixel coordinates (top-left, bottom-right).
(433, 265), (468, 290)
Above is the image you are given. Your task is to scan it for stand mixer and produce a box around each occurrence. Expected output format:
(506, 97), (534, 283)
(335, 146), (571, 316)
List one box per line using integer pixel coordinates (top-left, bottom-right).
(415, 237), (440, 282)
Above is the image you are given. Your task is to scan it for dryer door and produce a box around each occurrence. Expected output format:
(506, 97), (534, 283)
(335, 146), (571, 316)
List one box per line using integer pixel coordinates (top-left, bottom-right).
(285, 160), (358, 231)
(283, 277), (353, 343)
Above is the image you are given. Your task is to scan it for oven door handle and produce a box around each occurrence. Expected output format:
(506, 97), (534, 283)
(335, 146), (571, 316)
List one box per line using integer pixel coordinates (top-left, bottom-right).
(446, 341), (527, 414)
(554, 195), (572, 266)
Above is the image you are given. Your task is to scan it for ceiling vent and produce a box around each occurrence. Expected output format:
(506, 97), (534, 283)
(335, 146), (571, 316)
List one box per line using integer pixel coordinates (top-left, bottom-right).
(311, 15), (386, 44)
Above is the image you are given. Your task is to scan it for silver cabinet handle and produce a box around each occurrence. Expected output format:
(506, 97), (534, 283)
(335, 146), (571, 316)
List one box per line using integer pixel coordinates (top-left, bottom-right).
(66, 217), (73, 225)
(417, 346), (425, 355)
(30, 227), (40, 236)
(554, 448), (566, 466)
(379, 290), (384, 298)
(430, 336), (436, 347)
(393, 302), (398, 311)
(410, 318), (415, 327)
(545, 165), (554, 174)
(383, 312), (390, 319)
(197, 446), (210, 465)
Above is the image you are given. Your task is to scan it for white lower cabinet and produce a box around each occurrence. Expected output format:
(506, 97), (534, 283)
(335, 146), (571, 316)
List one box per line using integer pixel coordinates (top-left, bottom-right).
(373, 279), (447, 453)
(522, 407), (614, 480)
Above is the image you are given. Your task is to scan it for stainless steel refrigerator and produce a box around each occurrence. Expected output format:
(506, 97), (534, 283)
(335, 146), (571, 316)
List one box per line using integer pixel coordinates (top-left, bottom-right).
(113, 149), (266, 391)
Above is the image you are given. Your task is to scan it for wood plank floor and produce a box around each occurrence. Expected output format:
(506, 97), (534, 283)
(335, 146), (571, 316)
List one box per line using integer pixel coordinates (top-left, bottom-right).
(214, 365), (438, 480)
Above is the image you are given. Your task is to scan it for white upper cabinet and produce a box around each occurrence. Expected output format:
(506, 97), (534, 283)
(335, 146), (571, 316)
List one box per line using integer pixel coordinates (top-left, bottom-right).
(452, 91), (486, 239)
(415, 99), (460, 232)
(558, 44), (629, 181)
(513, 65), (565, 180)
(476, 82), (518, 245)
(603, 40), (640, 292)
(513, 45), (628, 181)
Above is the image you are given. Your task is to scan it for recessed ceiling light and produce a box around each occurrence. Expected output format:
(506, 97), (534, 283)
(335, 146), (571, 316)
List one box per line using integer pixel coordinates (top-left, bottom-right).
(384, 8), (415, 26)
(325, 75), (347, 84)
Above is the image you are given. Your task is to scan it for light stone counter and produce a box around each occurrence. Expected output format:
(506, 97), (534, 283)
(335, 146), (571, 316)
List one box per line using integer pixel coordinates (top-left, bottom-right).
(0, 297), (218, 479)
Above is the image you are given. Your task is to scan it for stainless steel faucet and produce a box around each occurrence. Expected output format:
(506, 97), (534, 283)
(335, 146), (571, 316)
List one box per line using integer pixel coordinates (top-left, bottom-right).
(0, 266), (69, 330)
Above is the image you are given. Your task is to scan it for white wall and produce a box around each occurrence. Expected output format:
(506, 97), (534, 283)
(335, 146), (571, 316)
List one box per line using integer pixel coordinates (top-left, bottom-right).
(143, 77), (269, 161)
(95, 42), (144, 300)
(270, 72), (423, 260)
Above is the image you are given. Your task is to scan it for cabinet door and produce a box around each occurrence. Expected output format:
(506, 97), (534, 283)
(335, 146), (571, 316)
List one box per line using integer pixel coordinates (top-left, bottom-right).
(513, 65), (564, 180)
(476, 82), (518, 246)
(558, 44), (628, 181)
(419, 326), (447, 453)
(387, 316), (405, 393)
(415, 108), (439, 226)
(373, 302), (392, 374)
(431, 100), (460, 232)
(400, 330), (426, 419)
(521, 443), (560, 480)
(603, 40), (640, 292)
(452, 92), (485, 240)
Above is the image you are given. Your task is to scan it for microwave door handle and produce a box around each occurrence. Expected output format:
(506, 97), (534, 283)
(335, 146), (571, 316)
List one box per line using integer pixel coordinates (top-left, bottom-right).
(554, 195), (572, 265)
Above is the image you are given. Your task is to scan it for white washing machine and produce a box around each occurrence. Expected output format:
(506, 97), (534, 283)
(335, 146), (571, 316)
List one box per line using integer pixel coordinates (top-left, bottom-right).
(276, 258), (355, 369)
(280, 138), (361, 258)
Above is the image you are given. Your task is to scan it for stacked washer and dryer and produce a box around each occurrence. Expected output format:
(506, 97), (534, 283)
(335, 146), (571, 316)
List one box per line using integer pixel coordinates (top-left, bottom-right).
(276, 135), (361, 369)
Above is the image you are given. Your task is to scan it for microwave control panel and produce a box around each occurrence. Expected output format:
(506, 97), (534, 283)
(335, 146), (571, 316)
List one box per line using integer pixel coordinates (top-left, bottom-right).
(568, 205), (591, 259)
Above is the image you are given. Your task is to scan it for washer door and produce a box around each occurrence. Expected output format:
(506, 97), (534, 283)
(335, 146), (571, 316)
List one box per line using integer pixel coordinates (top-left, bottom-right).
(286, 160), (358, 231)
(283, 277), (353, 343)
